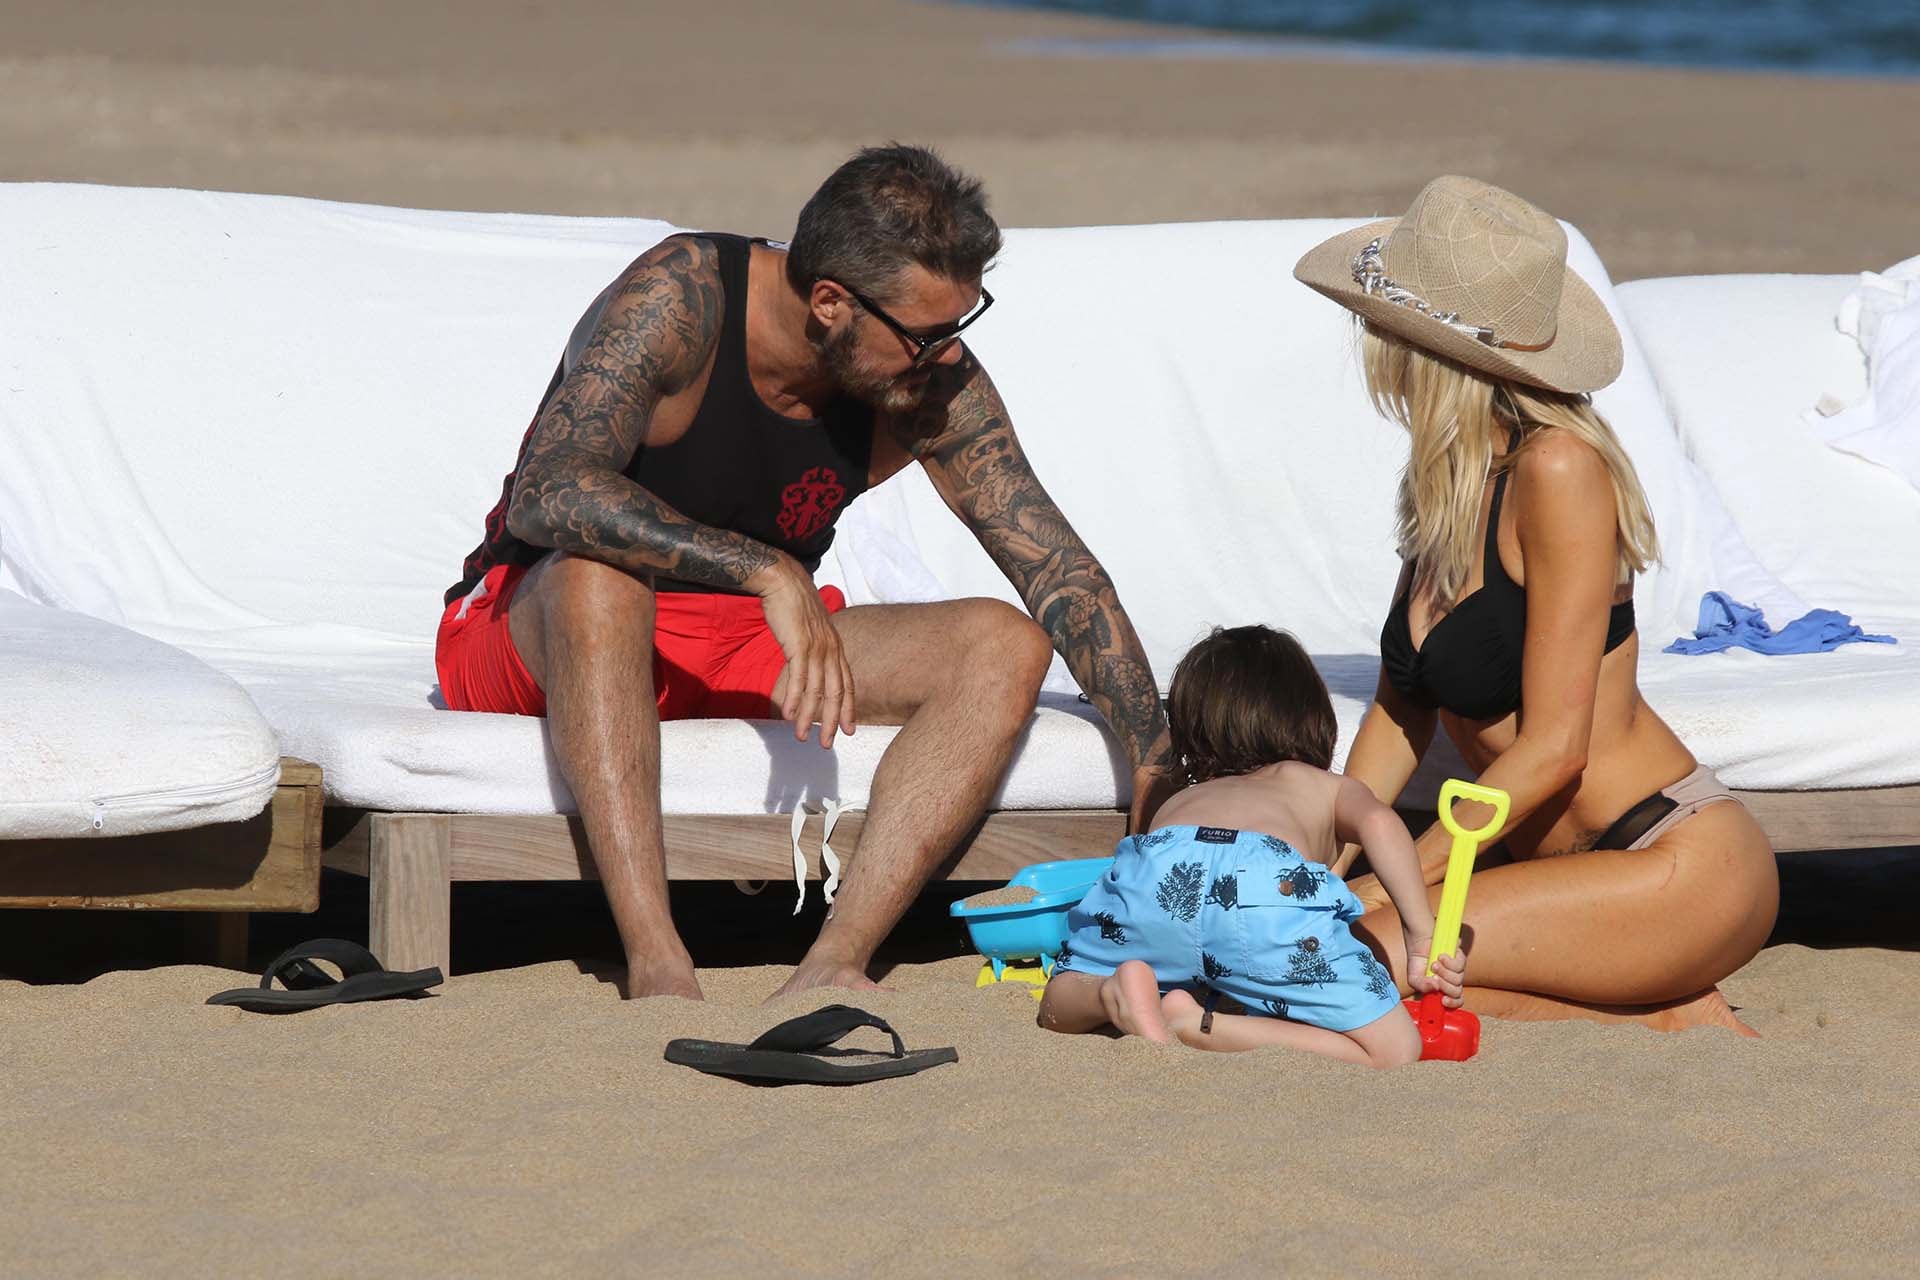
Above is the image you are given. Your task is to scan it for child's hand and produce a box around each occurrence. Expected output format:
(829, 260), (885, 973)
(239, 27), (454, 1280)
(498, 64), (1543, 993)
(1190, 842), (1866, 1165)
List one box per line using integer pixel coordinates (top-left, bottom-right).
(1404, 934), (1466, 1008)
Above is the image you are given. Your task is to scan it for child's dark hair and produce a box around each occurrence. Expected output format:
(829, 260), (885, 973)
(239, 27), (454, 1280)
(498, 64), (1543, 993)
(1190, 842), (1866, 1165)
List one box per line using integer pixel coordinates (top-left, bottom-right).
(1166, 625), (1336, 784)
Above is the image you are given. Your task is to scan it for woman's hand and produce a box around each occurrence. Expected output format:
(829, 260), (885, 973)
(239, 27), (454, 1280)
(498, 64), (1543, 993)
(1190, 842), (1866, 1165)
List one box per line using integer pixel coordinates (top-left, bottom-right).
(1347, 871), (1390, 916)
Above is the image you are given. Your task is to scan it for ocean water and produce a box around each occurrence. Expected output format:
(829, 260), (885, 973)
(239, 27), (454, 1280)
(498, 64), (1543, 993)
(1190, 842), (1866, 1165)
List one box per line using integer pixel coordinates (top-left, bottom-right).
(953, 0), (1920, 78)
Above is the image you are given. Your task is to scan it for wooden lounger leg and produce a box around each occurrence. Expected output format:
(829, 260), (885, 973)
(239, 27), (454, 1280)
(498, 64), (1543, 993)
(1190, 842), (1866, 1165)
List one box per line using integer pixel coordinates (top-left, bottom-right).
(368, 814), (452, 977)
(183, 911), (251, 970)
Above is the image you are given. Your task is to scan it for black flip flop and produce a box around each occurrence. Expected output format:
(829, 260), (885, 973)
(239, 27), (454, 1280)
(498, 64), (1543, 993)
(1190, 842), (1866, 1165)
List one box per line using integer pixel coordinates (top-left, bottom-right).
(206, 939), (443, 1013)
(664, 1004), (958, 1085)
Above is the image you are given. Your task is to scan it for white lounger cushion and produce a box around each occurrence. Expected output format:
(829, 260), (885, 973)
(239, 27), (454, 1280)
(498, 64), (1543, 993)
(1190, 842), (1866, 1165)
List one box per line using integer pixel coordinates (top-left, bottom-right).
(0, 592), (280, 838)
(1, 184), (1911, 817)
(1619, 275), (1920, 790)
(1618, 275), (1920, 633)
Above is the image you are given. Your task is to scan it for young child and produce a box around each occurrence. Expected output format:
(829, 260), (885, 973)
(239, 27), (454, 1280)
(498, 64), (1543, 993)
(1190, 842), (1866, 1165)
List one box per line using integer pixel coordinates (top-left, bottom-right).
(1038, 624), (1466, 1067)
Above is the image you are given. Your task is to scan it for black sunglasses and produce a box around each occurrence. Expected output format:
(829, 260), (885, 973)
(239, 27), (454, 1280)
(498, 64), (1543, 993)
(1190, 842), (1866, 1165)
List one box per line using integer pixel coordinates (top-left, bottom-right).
(835, 281), (995, 368)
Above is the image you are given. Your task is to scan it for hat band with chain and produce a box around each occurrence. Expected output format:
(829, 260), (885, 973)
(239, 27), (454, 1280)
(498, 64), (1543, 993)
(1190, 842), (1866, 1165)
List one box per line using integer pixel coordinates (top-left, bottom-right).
(1351, 238), (1557, 354)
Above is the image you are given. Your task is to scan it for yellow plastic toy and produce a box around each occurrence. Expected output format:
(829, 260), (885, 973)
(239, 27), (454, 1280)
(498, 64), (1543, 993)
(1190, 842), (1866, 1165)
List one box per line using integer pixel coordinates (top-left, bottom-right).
(1404, 778), (1511, 1061)
(976, 959), (1049, 1000)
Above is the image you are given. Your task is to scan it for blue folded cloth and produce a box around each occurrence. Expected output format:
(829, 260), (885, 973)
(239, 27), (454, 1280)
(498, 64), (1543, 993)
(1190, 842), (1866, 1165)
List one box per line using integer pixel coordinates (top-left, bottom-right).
(1665, 591), (1897, 656)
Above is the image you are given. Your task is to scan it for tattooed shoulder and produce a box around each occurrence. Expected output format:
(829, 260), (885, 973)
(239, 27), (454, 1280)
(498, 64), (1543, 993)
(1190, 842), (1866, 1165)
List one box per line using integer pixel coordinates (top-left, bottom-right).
(578, 234), (725, 404)
(888, 349), (1007, 459)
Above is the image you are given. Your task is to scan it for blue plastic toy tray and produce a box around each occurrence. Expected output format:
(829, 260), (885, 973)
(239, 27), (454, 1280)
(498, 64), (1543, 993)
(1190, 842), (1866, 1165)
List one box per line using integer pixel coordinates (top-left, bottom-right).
(949, 855), (1114, 979)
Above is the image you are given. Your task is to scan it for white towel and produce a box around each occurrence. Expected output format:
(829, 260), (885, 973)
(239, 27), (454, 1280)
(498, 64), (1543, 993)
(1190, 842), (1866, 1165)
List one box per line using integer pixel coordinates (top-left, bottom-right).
(1811, 255), (1920, 490)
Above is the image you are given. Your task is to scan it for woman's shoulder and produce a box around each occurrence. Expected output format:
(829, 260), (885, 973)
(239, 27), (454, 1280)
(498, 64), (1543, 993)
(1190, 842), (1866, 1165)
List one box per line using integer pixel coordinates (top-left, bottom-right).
(1510, 427), (1615, 525)
(1513, 426), (1610, 485)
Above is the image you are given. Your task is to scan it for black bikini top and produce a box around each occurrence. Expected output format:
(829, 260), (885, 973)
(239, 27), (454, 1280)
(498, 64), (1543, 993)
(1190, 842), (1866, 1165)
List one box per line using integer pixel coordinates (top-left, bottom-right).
(1379, 441), (1635, 721)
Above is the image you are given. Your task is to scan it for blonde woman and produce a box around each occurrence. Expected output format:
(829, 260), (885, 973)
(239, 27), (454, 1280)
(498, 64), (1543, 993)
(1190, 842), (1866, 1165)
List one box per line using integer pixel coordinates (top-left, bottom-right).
(1294, 176), (1777, 1033)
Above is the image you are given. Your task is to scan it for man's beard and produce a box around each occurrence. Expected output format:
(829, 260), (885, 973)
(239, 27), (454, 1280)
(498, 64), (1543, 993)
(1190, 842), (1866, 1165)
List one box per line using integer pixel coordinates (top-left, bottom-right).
(818, 324), (930, 416)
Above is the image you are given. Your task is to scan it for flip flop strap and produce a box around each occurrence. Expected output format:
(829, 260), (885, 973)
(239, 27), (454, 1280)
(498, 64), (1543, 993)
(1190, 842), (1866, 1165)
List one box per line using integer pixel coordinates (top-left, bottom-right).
(747, 1004), (906, 1059)
(258, 938), (387, 991)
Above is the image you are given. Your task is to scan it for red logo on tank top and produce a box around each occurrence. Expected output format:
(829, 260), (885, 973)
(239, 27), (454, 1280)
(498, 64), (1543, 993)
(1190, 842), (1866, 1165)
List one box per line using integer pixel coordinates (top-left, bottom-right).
(777, 466), (846, 542)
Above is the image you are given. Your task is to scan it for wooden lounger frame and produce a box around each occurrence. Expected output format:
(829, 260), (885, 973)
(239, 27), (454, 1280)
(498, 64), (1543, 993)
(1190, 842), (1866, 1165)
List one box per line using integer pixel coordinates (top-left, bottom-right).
(5, 758), (1917, 977)
(0, 759), (324, 968)
(320, 781), (1920, 975)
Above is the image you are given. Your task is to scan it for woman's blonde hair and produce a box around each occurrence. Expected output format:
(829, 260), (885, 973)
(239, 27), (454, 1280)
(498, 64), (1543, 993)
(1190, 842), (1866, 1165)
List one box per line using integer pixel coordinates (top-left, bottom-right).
(1360, 322), (1659, 607)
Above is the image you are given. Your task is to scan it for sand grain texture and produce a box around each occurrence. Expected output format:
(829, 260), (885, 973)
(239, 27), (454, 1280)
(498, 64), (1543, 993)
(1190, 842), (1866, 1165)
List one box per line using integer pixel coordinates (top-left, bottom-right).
(2, 948), (1916, 1275)
(958, 884), (1041, 908)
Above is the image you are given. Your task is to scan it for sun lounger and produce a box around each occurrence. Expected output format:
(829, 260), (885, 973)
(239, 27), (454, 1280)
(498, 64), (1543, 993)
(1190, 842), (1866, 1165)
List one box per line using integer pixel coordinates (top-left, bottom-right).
(0, 590), (314, 961)
(2, 184), (1911, 972)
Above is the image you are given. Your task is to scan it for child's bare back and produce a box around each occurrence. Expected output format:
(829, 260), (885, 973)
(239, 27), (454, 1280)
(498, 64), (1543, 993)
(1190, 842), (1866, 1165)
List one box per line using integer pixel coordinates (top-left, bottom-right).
(1148, 761), (1343, 866)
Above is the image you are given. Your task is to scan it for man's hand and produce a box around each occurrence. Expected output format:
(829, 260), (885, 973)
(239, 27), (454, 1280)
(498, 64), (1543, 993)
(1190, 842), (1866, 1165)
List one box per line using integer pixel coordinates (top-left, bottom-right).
(1127, 764), (1178, 835)
(753, 558), (856, 748)
(1405, 933), (1467, 1008)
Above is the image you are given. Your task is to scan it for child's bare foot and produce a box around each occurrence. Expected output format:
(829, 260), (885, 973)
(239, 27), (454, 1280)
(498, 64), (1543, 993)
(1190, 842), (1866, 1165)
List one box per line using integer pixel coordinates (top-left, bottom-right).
(1098, 961), (1173, 1044)
(1160, 988), (1204, 1039)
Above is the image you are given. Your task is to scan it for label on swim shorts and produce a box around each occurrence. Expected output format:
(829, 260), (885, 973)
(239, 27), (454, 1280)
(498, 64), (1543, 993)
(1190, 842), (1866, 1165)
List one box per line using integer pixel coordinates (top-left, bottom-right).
(1194, 827), (1239, 844)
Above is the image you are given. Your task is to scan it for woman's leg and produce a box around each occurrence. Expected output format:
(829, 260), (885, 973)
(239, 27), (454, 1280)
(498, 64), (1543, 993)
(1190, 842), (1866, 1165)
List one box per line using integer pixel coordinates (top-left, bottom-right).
(1353, 802), (1777, 1031)
(1456, 986), (1755, 1034)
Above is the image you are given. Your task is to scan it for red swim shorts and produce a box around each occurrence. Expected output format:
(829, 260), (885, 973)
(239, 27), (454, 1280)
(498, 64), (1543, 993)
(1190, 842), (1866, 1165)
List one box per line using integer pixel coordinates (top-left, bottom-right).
(435, 562), (846, 720)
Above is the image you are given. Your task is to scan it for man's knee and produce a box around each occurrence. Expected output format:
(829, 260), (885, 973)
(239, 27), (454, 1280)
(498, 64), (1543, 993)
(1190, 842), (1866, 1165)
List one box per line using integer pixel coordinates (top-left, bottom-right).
(511, 553), (657, 680)
(957, 599), (1052, 703)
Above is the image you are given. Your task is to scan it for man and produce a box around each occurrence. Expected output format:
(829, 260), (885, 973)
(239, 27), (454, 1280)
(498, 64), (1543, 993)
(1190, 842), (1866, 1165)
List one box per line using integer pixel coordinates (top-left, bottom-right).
(437, 145), (1171, 999)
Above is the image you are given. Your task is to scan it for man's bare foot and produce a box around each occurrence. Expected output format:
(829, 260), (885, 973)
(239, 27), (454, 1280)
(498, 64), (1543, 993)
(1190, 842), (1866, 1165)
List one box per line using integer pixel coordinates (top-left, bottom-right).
(625, 952), (703, 1001)
(768, 955), (887, 1002)
(1637, 987), (1760, 1037)
(1098, 961), (1173, 1044)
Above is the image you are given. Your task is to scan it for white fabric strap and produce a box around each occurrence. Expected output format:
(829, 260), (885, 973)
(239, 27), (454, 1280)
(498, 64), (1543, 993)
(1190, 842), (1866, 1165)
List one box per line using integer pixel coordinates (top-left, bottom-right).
(788, 805), (810, 915)
(783, 798), (866, 913)
(451, 573), (491, 622)
(820, 799), (864, 909)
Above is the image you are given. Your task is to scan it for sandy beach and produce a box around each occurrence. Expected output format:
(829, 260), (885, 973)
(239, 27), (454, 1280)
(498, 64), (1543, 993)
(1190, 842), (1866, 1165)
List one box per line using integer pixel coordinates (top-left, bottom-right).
(3, 943), (1917, 1276)
(6, 0), (1920, 280)
(4, 1), (1919, 1274)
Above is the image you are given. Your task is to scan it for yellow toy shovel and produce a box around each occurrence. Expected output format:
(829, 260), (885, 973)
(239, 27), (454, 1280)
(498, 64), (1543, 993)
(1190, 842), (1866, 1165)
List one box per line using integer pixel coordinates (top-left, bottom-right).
(1401, 778), (1509, 1062)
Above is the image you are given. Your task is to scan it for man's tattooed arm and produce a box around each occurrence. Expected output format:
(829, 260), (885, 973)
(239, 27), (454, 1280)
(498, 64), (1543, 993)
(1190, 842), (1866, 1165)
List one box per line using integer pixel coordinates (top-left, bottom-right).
(505, 235), (781, 589)
(904, 352), (1173, 770)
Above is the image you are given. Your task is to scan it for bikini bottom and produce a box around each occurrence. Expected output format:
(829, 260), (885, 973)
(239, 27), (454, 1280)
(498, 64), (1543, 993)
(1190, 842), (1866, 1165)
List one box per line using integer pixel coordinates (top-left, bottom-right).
(1593, 763), (1738, 852)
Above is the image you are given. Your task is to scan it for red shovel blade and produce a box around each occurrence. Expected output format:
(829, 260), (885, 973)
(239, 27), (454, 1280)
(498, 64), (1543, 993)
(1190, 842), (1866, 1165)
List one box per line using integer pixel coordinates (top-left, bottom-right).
(1404, 992), (1480, 1062)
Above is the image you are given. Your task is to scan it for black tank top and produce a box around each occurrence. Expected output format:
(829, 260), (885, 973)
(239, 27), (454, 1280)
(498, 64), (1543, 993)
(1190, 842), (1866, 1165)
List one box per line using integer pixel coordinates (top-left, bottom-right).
(447, 233), (874, 603)
(1378, 436), (1635, 720)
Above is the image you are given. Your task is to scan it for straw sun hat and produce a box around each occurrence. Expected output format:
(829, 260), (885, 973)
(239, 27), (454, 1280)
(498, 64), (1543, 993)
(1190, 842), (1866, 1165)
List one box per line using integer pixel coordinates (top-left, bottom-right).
(1293, 175), (1623, 395)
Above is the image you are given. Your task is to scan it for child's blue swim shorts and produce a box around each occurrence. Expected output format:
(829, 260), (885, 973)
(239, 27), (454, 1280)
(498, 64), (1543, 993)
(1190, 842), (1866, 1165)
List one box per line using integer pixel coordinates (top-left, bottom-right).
(1053, 825), (1401, 1033)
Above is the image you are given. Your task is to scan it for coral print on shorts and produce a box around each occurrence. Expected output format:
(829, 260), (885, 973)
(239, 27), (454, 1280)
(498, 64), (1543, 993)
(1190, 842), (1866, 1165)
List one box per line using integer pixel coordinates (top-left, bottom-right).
(1138, 827), (1181, 853)
(1277, 865), (1327, 901)
(1204, 873), (1239, 910)
(1358, 950), (1395, 1000)
(1156, 862), (1206, 921)
(1288, 937), (1337, 987)
(1092, 911), (1128, 945)
(775, 466), (846, 542)
(1202, 951), (1233, 983)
